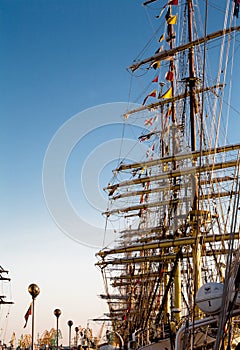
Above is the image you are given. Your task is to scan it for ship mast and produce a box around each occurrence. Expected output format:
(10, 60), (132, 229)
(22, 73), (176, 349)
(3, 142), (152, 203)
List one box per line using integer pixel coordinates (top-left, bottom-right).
(166, 3), (181, 324)
(97, 2), (240, 348)
(187, 0), (202, 318)
(0, 266), (14, 305)
(187, 0), (197, 155)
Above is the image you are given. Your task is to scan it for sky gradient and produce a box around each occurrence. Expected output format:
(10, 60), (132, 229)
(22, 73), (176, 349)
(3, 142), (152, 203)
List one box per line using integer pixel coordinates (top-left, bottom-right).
(0, 0), (151, 345)
(0, 0), (239, 346)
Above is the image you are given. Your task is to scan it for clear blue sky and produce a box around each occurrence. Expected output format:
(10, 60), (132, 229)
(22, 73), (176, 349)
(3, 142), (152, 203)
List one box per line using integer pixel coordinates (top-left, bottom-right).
(0, 0), (152, 344)
(0, 0), (239, 346)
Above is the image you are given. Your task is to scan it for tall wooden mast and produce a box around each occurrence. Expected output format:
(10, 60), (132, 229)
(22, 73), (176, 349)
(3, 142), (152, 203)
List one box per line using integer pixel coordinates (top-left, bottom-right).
(187, 0), (197, 154)
(187, 0), (201, 317)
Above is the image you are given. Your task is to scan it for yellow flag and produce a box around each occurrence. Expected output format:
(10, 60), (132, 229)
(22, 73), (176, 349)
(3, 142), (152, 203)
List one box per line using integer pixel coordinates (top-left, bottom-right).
(150, 60), (160, 69)
(167, 15), (177, 25)
(161, 87), (172, 99)
(159, 34), (165, 42)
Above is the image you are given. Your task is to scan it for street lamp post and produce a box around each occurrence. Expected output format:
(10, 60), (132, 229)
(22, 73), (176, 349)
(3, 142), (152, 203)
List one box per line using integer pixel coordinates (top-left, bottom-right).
(67, 320), (73, 350)
(28, 284), (40, 350)
(54, 309), (62, 350)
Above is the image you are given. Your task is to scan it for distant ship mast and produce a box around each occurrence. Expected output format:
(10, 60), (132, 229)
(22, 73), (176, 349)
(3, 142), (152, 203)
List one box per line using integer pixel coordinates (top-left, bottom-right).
(0, 266), (14, 305)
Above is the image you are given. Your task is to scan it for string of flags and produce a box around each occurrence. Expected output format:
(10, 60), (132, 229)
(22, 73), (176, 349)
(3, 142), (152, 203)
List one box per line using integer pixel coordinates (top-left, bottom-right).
(141, 0), (178, 107)
(142, 0), (239, 112)
(142, 85), (172, 105)
(139, 0), (178, 167)
(142, 0), (239, 115)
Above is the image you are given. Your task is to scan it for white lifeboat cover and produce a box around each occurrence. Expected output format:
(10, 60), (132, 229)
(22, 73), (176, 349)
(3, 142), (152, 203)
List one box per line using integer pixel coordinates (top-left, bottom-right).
(196, 282), (223, 314)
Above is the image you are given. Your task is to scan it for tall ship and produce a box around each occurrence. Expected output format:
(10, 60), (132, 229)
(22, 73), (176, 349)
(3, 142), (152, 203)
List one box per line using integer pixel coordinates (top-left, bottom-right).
(96, 1), (240, 349)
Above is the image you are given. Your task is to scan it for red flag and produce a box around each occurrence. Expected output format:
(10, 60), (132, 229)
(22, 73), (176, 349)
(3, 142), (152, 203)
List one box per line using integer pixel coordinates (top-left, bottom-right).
(160, 267), (164, 277)
(144, 118), (153, 126)
(161, 0), (178, 14)
(152, 75), (159, 83)
(149, 90), (156, 98)
(165, 70), (174, 81)
(23, 303), (32, 328)
(166, 107), (172, 117)
(142, 89), (157, 105)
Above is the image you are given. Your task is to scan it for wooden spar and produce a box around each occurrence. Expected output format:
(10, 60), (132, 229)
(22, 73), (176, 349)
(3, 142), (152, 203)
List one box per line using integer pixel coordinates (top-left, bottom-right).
(111, 272), (163, 281)
(187, 0), (201, 305)
(112, 184), (182, 201)
(104, 197), (191, 215)
(120, 226), (164, 237)
(115, 143), (240, 172)
(106, 308), (131, 313)
(111, 176), (235, 201)
(99, 294), (127, 300)
(96, 232), (240, 259)
(105, 158), (239, 192)
(122, 84), (223, 119)
(104, 190), (238, 216)
(96, 247), (238, 267)
(129, 26), (240, 72)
